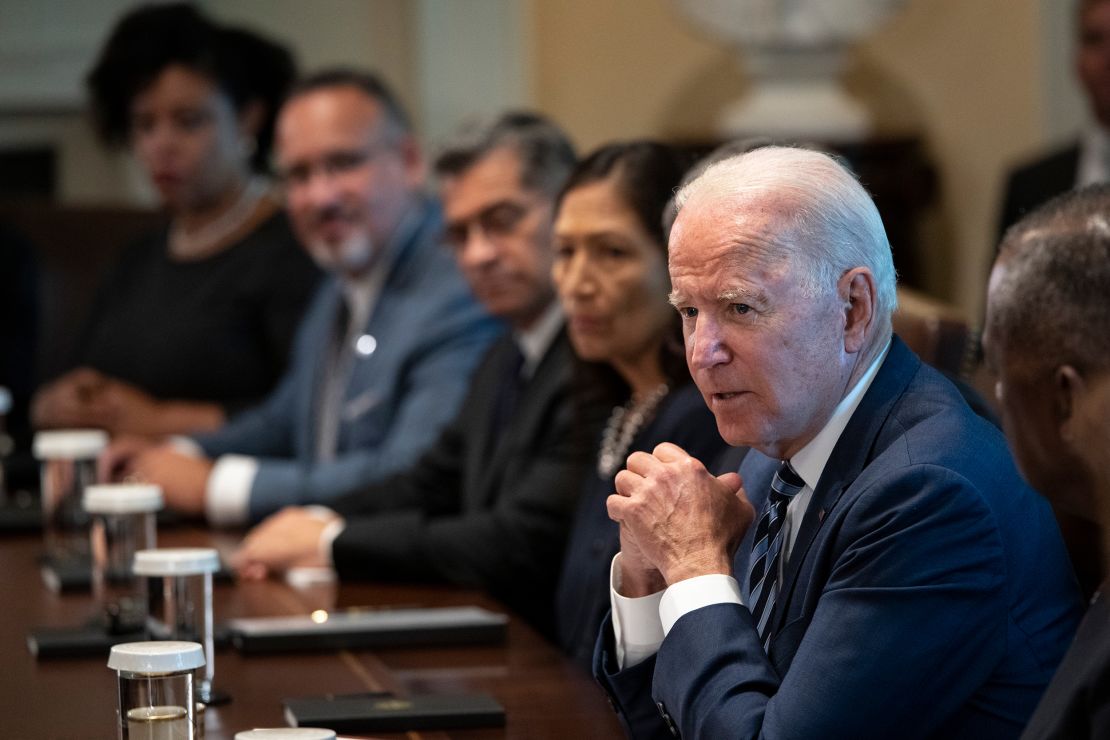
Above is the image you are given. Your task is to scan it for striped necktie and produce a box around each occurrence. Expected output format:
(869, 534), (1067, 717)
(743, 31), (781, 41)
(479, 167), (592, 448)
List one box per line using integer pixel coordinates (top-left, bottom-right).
(747, 460), (805, 648)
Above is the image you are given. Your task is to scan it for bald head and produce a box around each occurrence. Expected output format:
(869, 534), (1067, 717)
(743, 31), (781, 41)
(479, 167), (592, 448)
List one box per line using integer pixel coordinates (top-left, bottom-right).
(984, 184), (1110, 518)
(990, 184), (1110, 377)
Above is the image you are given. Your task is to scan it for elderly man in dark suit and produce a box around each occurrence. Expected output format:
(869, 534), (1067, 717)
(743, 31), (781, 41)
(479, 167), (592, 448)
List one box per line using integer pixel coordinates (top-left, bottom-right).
(596, 146), (1082, 738)
(984, 185), (1110, 740)
(233, 112), (601, 632)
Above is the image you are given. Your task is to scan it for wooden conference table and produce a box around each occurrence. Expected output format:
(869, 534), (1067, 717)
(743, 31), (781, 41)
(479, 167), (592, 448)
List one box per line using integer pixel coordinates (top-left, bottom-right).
(0, 527), (622, 739)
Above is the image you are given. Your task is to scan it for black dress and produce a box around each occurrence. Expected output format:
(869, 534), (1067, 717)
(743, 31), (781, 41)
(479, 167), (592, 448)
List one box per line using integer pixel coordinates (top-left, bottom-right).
(71, 211), (320, 414)
(555, 382), (729, 668)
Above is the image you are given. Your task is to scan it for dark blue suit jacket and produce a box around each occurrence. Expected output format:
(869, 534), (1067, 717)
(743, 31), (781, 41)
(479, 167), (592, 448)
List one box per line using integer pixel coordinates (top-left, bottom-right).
(596, 337), (1083, 739)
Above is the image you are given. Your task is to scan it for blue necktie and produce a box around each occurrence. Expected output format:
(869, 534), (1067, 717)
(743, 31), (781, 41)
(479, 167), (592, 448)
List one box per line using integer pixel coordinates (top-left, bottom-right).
(747, 461), (805, 648)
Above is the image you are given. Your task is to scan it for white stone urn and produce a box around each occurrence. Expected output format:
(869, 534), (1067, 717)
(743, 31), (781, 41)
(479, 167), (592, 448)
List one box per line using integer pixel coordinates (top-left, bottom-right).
(673, 0), (907, 140)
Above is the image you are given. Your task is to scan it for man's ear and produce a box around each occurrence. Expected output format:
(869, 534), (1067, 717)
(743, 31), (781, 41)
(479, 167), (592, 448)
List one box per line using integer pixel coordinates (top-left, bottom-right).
(1056, 365), (1086, 443)
(840, 267), (876, 354)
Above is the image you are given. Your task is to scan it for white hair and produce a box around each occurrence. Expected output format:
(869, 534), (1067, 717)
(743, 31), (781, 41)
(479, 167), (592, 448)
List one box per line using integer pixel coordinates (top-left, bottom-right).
(674, 145), (898, 337)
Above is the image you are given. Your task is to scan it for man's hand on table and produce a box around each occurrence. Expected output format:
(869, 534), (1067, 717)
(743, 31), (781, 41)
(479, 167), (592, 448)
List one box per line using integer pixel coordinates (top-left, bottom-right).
(232, 506), (336, 580)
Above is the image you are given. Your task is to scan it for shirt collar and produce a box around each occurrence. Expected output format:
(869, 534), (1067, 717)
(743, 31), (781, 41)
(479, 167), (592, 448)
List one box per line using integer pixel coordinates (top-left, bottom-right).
(789, 339), (891, 491)
(1077, 125), (1110, 187)
(514, 301), (564, 377)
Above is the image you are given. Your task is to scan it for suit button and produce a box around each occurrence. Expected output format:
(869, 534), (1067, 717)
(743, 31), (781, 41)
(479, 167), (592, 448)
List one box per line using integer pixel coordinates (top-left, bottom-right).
(656, 701), (679, 737)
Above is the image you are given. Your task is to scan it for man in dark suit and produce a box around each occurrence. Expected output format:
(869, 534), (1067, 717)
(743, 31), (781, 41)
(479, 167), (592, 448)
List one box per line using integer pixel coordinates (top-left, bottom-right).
(233, 113), (599, 630)
(998, 0), (1110, 238)
(597, 146), (1082, 738)
(984, 185), (1110, 740)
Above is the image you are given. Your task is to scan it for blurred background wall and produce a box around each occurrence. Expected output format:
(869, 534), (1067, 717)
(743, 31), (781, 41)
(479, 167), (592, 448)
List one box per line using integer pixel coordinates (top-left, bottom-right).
(0, 0), (1086, 317)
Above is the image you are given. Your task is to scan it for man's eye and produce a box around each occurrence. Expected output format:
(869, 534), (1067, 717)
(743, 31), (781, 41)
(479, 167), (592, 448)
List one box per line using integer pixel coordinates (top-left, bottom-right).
(678, 307), (698, 319)
(280, 166), (310, 187)
(444, 225), (467, 250)
(327, 151), (369, 174)
(732, 303), (751, 315)
(175, 109), (210, 131)
(481, 204), (525, 235)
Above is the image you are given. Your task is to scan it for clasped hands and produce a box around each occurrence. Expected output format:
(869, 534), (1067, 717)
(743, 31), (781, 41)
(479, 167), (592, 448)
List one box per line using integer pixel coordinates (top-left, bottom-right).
(33, 367), (223, 437)
(608, 442), (755, 597)
(34, 368), (163, 434)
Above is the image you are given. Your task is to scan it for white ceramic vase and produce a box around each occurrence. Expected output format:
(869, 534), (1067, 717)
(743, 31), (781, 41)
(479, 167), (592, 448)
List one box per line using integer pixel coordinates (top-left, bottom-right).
(674, 0), (907, 140)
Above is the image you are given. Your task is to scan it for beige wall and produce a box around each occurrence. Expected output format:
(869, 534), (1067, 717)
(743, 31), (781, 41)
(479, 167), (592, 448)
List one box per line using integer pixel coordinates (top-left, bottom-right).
(1, 0), (1077, 318)
(530, 0), (1051, 318)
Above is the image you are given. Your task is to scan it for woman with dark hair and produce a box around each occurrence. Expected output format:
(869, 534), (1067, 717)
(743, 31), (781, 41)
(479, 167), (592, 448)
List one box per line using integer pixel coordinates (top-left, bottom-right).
(32, 3), (320, 437)
(552, 141), (729, 667)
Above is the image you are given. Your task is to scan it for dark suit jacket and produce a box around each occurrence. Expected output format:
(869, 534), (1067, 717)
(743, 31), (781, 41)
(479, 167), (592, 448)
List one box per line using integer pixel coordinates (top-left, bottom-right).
(556, 384), (730, 668)
(998, 143), (1080, 241)
(194, 198), (501, 521)
(595, 337), (1083, 739)
(1022, 586), (1110, 740)
(328, 330), (600, 632)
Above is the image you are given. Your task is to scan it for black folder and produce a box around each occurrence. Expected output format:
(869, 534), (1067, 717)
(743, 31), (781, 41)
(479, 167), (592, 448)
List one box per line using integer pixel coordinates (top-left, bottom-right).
(283, 692), (505, 732)
(227, 605), (508, 654)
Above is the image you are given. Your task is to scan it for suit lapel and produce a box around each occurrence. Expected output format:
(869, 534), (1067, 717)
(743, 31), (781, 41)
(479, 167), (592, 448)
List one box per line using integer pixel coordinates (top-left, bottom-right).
(471, 337), (522, 481)
(474, 330), (572, 507)
(769, 337), (921, 635)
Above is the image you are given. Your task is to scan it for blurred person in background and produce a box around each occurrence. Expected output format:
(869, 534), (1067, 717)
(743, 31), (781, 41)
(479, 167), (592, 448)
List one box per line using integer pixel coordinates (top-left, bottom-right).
(551, 142), (728, 667)
(102, 70), (499, 526)
(984, 185), (1110, 739)
(998, 0), (1110, 238)
(32, 2), (320, 438)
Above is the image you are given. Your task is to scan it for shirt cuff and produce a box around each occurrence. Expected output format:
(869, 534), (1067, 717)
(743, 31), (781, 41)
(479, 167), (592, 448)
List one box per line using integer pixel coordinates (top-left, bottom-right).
(303, 506), (345, 568)
(168, 435), (204, 458)
(204, 455), (258, 527)
(609, 554), (665, 670)
(659, 574), (744, 635)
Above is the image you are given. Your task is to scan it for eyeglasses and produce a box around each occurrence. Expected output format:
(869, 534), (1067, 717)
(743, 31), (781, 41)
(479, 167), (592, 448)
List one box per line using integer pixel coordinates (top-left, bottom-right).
(278, 146), (390, 189)
(444, 200), (537, 251)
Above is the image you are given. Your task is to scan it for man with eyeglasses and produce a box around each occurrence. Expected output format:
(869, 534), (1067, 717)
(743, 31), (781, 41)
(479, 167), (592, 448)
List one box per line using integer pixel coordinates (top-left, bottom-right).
(102, 70), (499, 525)
(231, 112), (605, 634)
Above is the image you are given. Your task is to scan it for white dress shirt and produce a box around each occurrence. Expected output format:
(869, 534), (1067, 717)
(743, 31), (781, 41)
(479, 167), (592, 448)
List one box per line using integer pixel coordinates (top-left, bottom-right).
(1077, 125), (1110, 189)
(611, 340), (891, 669)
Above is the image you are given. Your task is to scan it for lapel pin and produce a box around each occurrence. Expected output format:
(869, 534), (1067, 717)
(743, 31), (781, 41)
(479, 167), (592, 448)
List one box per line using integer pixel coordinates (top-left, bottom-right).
(355, 334), (377, 357)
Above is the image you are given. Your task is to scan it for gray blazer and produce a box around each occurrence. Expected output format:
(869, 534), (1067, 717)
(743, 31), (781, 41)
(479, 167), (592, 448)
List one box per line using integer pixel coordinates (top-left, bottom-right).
(194, 197), (502, 521)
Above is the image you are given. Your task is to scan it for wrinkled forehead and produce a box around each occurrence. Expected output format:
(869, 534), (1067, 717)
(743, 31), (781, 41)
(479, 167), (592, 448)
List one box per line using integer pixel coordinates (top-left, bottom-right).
(669, 188), (801, 274)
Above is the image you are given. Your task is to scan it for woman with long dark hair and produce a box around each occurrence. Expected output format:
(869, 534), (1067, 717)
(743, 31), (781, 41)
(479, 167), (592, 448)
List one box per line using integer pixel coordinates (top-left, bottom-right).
(552, 142), (729, 666)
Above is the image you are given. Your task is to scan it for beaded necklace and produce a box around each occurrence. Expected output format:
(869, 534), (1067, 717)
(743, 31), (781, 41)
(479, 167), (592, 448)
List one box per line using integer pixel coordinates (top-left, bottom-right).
(596, 382), (670, 478)
(168, 178), (269, 260)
